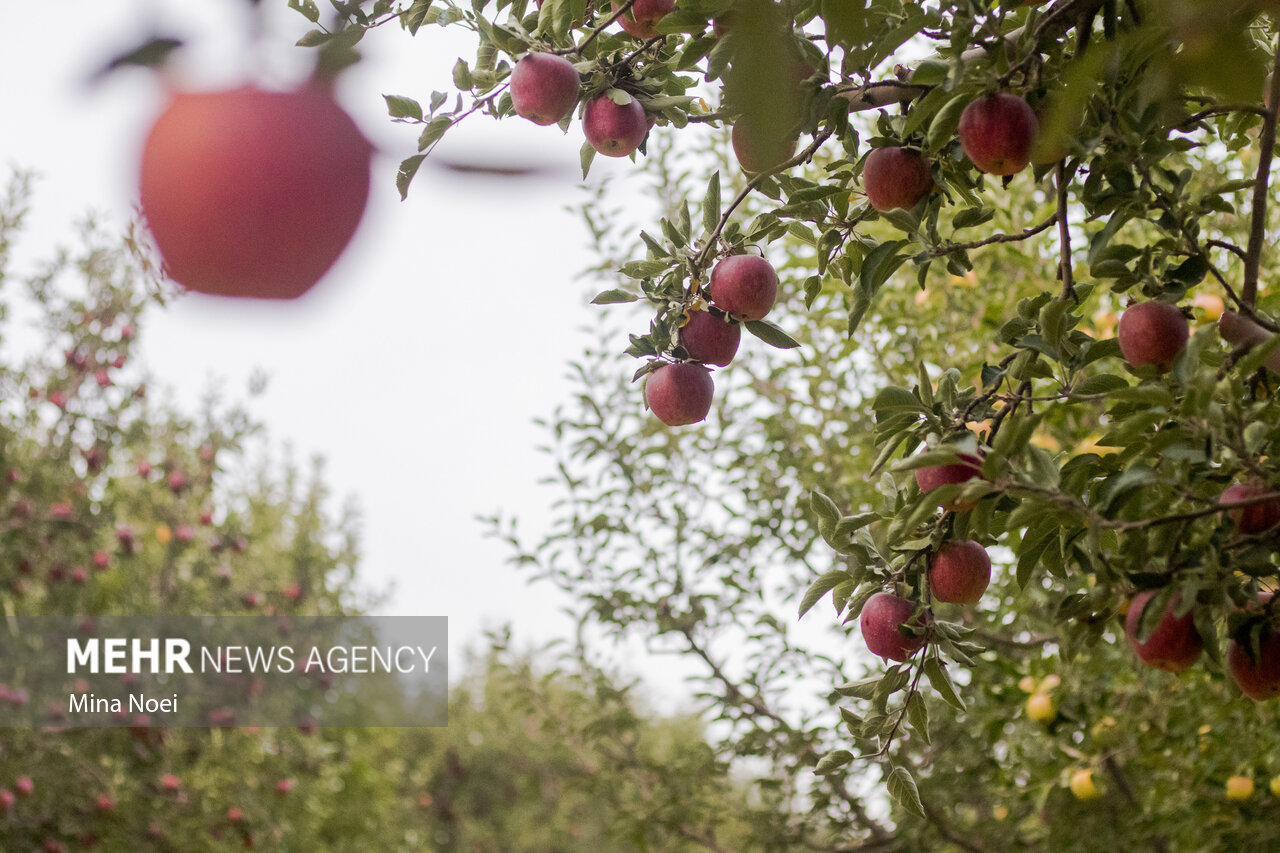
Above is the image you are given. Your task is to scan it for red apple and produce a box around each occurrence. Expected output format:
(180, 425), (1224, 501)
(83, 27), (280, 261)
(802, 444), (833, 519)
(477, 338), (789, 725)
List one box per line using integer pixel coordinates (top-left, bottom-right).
(928, 540), (991, 605)
(859, 592), (926, 661)
(1219, 483), (1280, 534)
(645, 363), (714, 426)
(275, 778), (296, 796)
(139, 84), (372, 299)
(613, 0), (675, 38)
(95, 794), (115, 813)
(679, 310), (740, 366)
(709, 255), (778, 321)
(1117, 301), (1189, 371)
(15, 777), (32, 798)
(1124, 590), (1203, 673)
(731, 121), (798, 174)
(0, 789), (13, 810)
(510, 53), (580, 126)
(863, 147), (933, 212)
(958, 93), (1038, 176)
(228, 807), (245, 822)
(1228, 626), (1280, 700)
(914, 453), (984, 511)
(583, 94), (648, 157)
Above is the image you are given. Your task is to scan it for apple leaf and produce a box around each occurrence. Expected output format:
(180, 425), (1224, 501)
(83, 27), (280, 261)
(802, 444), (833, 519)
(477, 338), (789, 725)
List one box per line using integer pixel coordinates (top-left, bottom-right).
(924, 658), (965, 711)
(591, 289), (640, 305)
(814, 750), (853, 775)
(580, 142), (596, 179)
(798, 570), (849, 620)
(395, 155), (426, 200)
(744, 319), (800, 349)
(384, 95), (423, 121)
(288, 0), (321, 23)
(702, 172), (721, 233)
(886, 766), (924, 818)
(402, 0), (434, 35)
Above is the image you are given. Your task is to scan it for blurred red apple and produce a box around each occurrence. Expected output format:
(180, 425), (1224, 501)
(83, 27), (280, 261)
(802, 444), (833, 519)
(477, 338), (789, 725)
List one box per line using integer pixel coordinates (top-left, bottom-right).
(1117, 301), (1188, 371)
(139, 84), (372, 299)
(863, 147), (932, 212)
(613, 0), (675, 38)
(1124, 590), (1203, 673)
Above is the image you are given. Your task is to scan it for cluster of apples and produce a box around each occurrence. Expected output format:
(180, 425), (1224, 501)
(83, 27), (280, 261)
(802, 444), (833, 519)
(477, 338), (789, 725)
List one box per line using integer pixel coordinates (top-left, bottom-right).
(510, 51), (657, 158)
(644, 254), (779, 426)
(510, 0), (679, 159)
(1114, 299), (1280, 699)
(859, 537), (992, 662)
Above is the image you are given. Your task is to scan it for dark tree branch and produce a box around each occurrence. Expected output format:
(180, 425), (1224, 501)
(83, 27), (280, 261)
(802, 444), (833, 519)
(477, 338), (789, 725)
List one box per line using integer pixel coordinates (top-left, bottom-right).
(1243, 30), (1280, 307)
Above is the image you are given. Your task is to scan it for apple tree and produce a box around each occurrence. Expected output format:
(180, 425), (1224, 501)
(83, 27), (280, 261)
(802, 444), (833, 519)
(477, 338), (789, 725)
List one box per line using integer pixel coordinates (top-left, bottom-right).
(295, 0), (1280, 846)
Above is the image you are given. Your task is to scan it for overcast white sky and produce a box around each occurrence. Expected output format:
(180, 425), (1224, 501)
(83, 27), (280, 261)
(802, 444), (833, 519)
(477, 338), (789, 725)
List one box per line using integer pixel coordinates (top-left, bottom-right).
(0, 1), (663, 677)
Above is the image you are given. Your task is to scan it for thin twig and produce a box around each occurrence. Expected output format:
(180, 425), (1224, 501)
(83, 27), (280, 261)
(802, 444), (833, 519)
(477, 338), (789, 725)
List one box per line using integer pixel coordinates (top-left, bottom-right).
(931, 214), (1058, 257)
(1056, 161), (1076, 300)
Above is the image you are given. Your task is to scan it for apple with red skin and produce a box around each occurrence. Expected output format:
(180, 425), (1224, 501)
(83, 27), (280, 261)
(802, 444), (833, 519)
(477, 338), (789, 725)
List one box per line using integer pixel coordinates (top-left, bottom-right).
(914, 453), (984, 511)
(276, 778), (296, 796)
(1124, 590), (1203, 673)
(1219, 483), (1280, 534)
(583, 94), (649, 157)
(139, 84), (372, 299)
(958, 93), (1038, 176)
(510, 53), (580, 126)
(679, 310), (740, 367)
(645, 363), (715, 426)
(0, 788), (13, 810)
(928, 540), (991, 604)
(709, 255), (778, 321)
(95, 794), (115, 813)
(859, 592), (926, 661)
(613, 0), (675, 38)
(1117, 301), (1189, 371)
(863, 147), (933, 212)
(15, 777), (32, 798)
(731, 121), (798, 174)
(1228, 624), (1280, 700)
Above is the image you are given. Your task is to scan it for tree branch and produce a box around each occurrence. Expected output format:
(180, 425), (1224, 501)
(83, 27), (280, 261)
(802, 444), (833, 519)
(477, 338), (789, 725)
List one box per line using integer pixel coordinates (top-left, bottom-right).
(1243, 30), (1280, 307)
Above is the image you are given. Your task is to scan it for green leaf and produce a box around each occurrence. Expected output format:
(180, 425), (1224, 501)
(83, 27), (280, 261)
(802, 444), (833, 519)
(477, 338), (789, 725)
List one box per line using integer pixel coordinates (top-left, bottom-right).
(452, 58), (473, 90)
(591, 289), (640, 305)
(952, 207), (996, 230)
(798, 571), (850, 619)
(619, 260), (672, 279)
(873, 386), (926, 415)
(927, 93), (970, 152)
(810, 491), (841, 531)
(580, 141), (596, 179)
(924, 658), (965, 711)
(383, 95), (423, 121)
(288, 0), (321, 23)
(744, 319), (801, 349)
(296, 29), (331, 47)
(886, 765), (925, 817)
(395, 154), (426, 200)
(702, 171), (721, 233)
(814, 750), (853, 775)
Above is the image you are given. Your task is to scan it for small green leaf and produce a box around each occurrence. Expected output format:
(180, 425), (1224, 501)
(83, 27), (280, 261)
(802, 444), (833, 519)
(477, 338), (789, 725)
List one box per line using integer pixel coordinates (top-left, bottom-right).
(452, 58), (473, 90)
(395, 155), (426, 200)
(702, 171), (721, 233)
(744, 319), (801, 349)
(591, 289), (639, 305)
(798, 570), (850, 619)
(296, 29), (331, 47)
(580, 141), (596, 179)
(814, 750), (854, 775)
(886, 765), (925, 817)
(924, 658), (965, 711)
(384, 94), (423, 121)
